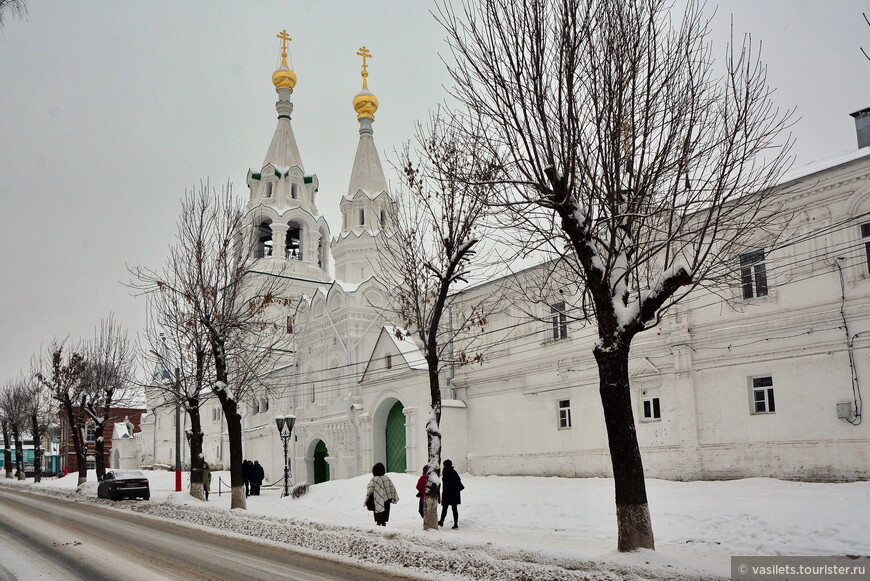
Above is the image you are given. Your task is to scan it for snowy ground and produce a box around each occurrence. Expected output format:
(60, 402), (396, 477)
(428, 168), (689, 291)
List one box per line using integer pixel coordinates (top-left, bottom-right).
(2, 471), (869, 580)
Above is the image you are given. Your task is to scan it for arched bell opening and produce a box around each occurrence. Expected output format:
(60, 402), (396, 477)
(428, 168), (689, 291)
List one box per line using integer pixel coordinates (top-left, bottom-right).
(286, 221), (302, 261)
(255, 221), (273, 258)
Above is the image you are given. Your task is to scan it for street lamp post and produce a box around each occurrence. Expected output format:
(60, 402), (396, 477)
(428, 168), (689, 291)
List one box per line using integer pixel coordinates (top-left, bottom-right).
(275, 414), (296, 498)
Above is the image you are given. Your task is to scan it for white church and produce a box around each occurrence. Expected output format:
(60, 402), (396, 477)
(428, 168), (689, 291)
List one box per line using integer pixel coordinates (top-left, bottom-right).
(118, 38), (870, 486)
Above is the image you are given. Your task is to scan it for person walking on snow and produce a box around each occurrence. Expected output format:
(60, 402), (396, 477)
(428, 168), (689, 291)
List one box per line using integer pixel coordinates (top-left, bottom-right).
(439, 459), (464, 529)
(415, 466), (428, 517)
(250, 460), (264, 496)
(243, 459), (252, 497)
(365, 462), (399, 526)
(202, 462), (211, 501)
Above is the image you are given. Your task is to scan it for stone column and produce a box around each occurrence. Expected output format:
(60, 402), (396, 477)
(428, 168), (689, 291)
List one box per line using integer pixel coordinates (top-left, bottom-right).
(668, 339), (703, 478)
(403, 406), (417, 474)
(270, 222), (289, 260)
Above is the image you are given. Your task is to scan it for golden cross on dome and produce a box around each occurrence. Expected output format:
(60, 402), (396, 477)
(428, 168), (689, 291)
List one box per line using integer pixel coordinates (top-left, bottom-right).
(357, 46), (372, 89)
(277, 29), (292, 66)
(357, 46), (372, 72)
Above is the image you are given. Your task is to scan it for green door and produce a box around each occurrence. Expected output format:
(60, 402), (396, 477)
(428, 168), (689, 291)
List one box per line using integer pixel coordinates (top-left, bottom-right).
(313, 440), (330, 484)
(385, 401), (407, 473)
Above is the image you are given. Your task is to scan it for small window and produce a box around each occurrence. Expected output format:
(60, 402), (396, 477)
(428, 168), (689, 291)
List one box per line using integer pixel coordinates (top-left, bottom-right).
(740, 250), (768, 299)
(265, 182), (273, 198)
(85, 424), (96, 443)
(212, 407), (221, 422)
(385, 353), (392, 370)
(380, 209), (386, 227)
(751, 376), (776, 414)
(286, 316), (294, 334)
(861, 223), (870, 273)
(261, 398), (269, 412)
(291, 183), (298, 199)
(310, 384), (316, 404)
(558, 400), (572, 429)
(641, 390), (661, 420)
(550, 302), (568, 340)
(359, 208), (365, 226)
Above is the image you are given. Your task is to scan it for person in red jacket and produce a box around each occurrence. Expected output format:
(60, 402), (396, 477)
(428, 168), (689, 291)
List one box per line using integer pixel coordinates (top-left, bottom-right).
(415, 466), (427, 517)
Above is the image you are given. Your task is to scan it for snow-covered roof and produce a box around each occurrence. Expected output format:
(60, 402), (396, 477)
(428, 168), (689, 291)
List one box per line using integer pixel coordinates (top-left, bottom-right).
(383, 326), (427, 370)
(262, 117), (304, 174)
(345, 123), (393, 201)
(778, 147), (870, 186)
(112, 423), (133, 439)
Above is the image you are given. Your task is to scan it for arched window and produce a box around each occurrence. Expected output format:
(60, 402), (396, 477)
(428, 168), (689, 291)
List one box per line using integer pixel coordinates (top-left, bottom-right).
(265, 182), (273, 198)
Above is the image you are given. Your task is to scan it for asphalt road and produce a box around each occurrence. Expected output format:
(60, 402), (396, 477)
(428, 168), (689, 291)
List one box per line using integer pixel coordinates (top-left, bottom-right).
(0, 487), (420, 581)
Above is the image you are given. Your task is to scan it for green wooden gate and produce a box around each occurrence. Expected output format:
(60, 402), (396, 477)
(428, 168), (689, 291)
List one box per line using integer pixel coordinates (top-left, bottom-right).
(385, 401), (407, 473)
(313, 440), (330, 484)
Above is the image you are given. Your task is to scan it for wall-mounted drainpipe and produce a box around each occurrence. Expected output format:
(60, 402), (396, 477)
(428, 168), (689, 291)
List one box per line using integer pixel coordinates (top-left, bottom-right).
(447, 305), (456, 399)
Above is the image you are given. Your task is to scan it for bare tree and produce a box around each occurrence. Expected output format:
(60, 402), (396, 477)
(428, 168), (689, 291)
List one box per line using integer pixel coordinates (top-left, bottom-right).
(0, 380), (28, 479)
(22, 358), (57, 483)
(137, 286), (214, 501)
(79, 315), (136, 481)
(0, 402), (11, 479)
(436, 0), (793, 550)
(132, 182), (290, 509)
(379, 113), (495, 530)
(36, 340), (87, 486)
(0, 0), (27, 27)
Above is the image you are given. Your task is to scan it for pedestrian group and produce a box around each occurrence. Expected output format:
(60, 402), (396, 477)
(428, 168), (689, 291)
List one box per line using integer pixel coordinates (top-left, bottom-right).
(366, 459), (464, 528)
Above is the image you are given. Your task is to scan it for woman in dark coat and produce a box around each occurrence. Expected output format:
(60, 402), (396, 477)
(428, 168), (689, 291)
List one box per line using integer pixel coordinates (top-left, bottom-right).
(250, 460), (264, 495)
(439, 459), (464, 529)
(243, 460), (252, 497)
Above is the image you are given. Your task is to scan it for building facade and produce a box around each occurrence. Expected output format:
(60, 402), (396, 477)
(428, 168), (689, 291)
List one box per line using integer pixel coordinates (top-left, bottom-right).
(122, 44), (870, 485)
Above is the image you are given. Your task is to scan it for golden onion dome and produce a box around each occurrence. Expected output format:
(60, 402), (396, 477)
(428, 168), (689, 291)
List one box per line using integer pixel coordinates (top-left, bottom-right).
(353, 87), (378, 120)
(272, 66), (297, 90)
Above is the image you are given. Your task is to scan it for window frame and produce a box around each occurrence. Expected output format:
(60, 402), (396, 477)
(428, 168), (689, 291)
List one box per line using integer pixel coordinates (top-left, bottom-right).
(750, 375), (776, 414)
(739, 249), (768, 299)
(640, 389), (661, 421)
(557, 399), (572, 429)
(549, 301), (568, 341)
(861, 223), (870, 274)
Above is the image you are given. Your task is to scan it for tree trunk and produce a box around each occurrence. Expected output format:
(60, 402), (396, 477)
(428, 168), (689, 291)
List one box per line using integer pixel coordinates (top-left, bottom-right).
(188, 402), (205, 500)
(594, 344), (655, 552)
(2, 420), (12, 479)
(94, 421), (107, 480)
(225, 409), (246, 509)
(13, 427), (24, 480)
(423, 364), (442, 531)
(31, 413), (43, 483)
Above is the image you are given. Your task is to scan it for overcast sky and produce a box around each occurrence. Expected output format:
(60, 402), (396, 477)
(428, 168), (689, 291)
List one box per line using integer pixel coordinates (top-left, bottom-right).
(1, 1), (867, 380)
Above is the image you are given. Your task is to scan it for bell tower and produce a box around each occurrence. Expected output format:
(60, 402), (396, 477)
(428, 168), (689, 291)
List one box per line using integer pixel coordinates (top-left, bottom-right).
(332, 46), (396, 284)
(245, 30), (331, 281)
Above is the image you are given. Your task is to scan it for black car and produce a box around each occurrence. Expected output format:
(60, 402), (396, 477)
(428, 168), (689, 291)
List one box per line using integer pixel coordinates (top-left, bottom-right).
(22, 463), (57, 478)
(97, 470), (150, 501)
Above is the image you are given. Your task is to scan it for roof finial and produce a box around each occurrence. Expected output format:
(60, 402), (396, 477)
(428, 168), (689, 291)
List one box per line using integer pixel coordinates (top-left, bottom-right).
(357, 46), (372, 89)
(277, 29), (292, 68)
(272, 29), (297, 90)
